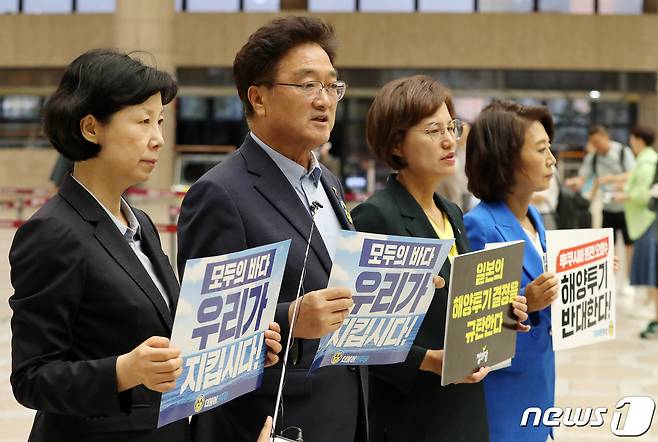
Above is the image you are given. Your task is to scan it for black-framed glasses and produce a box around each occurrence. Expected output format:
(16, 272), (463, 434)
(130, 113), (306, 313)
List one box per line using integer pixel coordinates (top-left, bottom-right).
(414, 119), (464, 142)
(269, 80), (347, 102)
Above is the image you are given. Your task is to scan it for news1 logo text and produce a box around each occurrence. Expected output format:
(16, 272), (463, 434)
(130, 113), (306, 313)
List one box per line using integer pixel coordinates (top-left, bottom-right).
(521, 396), (656, 437)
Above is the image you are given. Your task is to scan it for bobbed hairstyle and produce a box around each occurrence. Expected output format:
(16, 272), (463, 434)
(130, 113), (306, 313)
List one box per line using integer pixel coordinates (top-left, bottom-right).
(465, 100), (554, 201)
(630, 125), (655, 147)
(233, 15), (337, 118)
(365, 75), (455, 170)
(43, 48), (178, 161)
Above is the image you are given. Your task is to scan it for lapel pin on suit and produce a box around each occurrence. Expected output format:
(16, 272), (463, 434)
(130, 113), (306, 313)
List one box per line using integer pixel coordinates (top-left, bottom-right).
(331, 186), (353, 224)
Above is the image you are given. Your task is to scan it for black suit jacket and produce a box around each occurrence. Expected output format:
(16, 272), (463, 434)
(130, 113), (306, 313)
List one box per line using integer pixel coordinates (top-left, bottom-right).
(177, 135), (367, 442)
(9, 175), (190, 442)
(351, 175), (488, 442)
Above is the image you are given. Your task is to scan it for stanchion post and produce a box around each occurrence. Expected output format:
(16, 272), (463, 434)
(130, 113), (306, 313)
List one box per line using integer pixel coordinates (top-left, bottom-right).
(168, 205), (178, 270)
(16, 197), (24, 220)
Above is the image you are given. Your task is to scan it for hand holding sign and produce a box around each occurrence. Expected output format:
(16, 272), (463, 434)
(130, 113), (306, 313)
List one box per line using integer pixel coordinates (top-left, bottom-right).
(525, 272), (559, 313)
(420, 349), (491, 383)
(264, 322), (282, 367)
(116, 336), (183, 393)
(289, 287), (354, 339)
(512, 295), (531, 332)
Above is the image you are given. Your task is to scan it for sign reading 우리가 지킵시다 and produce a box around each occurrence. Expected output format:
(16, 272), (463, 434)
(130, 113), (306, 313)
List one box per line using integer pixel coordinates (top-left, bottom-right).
(310, 230), (453, 370)
(547, 228), (615, 351)
(157, 240), (290, 427)
(441, 241), (525, 385)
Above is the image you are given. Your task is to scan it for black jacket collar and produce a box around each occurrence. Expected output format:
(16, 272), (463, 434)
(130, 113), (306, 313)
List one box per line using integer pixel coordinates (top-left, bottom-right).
(59, 175), (175, 330)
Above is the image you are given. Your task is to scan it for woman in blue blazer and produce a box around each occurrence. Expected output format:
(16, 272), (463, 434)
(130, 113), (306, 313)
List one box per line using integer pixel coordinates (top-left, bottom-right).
(463, 101), (559, 442)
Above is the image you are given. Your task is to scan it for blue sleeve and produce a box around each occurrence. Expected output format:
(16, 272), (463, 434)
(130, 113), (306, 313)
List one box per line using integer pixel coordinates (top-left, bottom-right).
(463, 212), (488, 252)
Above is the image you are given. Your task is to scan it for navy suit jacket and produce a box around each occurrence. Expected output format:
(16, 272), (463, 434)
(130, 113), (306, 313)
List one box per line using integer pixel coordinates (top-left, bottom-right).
(9, 175), (190, 442)
(177, 135), (367, 442)
(464, 200), (555, 442)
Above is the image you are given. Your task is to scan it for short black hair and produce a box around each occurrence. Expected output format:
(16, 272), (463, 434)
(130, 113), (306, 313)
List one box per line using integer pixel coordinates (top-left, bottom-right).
(630, 125), (655, 147)
(466, 100), (554, 201)
(588, 124), (608, 137)
(233, 16), (337, 117)
(43, 48), (178, 161)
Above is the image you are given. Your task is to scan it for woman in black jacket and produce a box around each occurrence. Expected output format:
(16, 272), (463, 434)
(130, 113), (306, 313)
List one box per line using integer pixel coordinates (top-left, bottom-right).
(9, 49), (281, 442)
(352, 75), (529, 442)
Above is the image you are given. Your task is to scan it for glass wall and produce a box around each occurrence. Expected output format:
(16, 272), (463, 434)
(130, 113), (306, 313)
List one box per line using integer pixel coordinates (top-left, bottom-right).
(539, 0), (594, 14)
(0, 0), (18, 13)
(418, 0), (474, 13)
(77, 0), (116, 13)
(23, 0), (71, 14)
(479, 0), (533, 13)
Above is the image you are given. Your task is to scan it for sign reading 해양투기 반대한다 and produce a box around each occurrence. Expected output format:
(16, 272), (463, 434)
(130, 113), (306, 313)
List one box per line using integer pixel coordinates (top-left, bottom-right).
(547, 228), (615, 351)
(441, 241), (525, 386)
(310, 230), (453, 370)
(157, 240), (290, 427)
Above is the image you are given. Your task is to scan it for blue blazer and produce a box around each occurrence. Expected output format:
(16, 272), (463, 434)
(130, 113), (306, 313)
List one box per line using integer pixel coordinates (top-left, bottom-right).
(464, 200), (555, 442)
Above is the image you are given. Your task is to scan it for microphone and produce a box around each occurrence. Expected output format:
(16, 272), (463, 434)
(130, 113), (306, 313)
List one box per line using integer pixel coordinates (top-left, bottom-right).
(270, 199), (322, 441)
(310, 201), (323, 215)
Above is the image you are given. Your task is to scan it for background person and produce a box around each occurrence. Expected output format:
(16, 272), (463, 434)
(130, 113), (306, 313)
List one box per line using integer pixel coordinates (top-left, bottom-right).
(565, 124), (636, 285)
(611, 126), (658, 338)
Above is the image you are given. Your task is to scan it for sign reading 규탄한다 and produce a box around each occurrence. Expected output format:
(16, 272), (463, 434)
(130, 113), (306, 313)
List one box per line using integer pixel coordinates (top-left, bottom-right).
(157, 240), (290, 427)
(441, 241), (525, 385)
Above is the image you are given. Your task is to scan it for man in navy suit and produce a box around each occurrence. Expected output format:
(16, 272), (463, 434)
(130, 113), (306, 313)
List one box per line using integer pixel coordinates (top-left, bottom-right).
(177, 16), (367, 442)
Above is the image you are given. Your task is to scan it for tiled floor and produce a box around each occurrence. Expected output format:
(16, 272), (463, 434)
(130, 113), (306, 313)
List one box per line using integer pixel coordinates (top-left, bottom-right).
(0, 202), (657, 441)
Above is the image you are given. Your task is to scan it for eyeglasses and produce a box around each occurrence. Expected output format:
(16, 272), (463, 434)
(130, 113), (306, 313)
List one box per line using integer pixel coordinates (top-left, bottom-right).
(268, 80), (347, 102)
(413, 119), (464, 142)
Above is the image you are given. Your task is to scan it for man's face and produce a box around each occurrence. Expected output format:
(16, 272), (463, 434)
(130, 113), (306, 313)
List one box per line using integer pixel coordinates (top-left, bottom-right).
(589, 132), (610, 153)
(255, 43), (338, 155)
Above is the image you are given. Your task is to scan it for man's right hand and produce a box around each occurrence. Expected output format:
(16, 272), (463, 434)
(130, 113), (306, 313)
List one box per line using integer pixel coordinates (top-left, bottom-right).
(525, 272), (559, 313)
(288, 287), (353, 339)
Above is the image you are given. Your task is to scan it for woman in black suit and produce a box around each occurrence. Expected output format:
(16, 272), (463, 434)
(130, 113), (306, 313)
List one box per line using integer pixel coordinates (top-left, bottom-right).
(351, 75), (529, 442)
(9, 49), (281, 442)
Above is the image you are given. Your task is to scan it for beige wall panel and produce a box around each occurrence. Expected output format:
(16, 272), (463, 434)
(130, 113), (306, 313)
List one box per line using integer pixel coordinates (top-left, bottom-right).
(173, 13), (658, 71)
(0, 15), (113, 67)
(0, 149), (58, 188)
(638, 93), (658, 130)
(2, 13), (658, 71)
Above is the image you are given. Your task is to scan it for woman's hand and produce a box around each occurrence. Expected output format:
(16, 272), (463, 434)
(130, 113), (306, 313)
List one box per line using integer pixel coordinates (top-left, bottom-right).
(433, 275), (445, 289)
(525, 272), (559, 313)
(512, 295), (531, 332)
(419, 349), (490, 384)
(116, 336), (182, 393)
(264, 322), (282, 367)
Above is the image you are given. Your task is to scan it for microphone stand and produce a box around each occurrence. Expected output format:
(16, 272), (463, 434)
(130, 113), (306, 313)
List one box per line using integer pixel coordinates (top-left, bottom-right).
(270, 201), (323, 442)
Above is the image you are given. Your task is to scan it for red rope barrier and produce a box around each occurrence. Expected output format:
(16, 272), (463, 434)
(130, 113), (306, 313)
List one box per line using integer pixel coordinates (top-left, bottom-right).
(0, 219), (178, 233)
